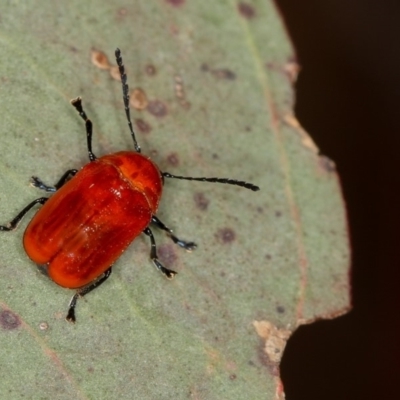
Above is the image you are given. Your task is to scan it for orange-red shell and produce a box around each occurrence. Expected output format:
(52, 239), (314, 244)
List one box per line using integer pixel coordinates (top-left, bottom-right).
(23, 151), (163, 289)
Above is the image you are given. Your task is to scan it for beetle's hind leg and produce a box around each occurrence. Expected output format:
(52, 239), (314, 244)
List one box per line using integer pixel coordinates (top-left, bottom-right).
(31, 169), (78, 193)
(66, 267), (113, 323)
(151, 215), (197, 251)
(143, 227), (178, 278)
(0, 197), (48, 231)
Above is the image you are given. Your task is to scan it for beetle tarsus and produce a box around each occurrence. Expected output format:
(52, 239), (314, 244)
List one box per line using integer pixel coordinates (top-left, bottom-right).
(170, 235), (197, 252)
(143, 227), (178, 278)
(65, 267), (113, 323)
(151, 215), (197, 251)
(71, 97), (97, 161)
(31, 169), (78, 193)
(0, 198), (48, 231)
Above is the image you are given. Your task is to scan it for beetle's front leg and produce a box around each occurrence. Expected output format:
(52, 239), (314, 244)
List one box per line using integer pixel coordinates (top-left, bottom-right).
(31, 169), (78, 193)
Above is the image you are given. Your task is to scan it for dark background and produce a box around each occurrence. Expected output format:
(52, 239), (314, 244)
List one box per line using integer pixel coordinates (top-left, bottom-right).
(274, 1), (400, 399)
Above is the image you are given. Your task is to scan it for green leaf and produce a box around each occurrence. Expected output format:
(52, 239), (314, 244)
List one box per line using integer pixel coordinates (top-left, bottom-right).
(0, 1), (350, 398)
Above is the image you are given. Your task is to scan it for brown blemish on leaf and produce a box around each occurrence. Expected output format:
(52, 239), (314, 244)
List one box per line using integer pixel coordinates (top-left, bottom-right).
(91, 49), (111, 70)
(275, 211), (282, 217)
(216, 227), (236, 244)
(0, 309), (21, 330)
(284, 58), (301, 84)
(166, 152), (179, 167)
(158, 244), (178, 266)
(174, 75), (191, 109)
(266, 58), (300, 85)
(145, 64), (157, 76)
(229, 374), (237, 380)
(130, 88), (149, 110)
(169, 24), (180, 35)
(284, 115), (319, 153)
(135, 118), (152, 134)
(147, 100), (168, 117)
(117, 8), (128, 18)
(194, 192), (209, 211)
(165, 0), (185, 7)
(253, 320), (291, 365)
(238, 2), (256, 19)
(109, 65), (121, 81)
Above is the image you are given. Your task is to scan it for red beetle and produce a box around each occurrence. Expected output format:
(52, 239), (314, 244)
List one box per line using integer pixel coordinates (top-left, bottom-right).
(0, 49), (259, 322)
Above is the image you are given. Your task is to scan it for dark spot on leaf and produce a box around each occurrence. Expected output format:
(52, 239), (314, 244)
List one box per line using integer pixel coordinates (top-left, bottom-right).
(276, 305), (285, 314)
(275, 211), (282, 217)
(166, 152), (179, 167)
(256, 206), (264, 214)
(158, 244), (178, 266)
(166, 0), (185, 7)
(0, 310), (21, 330)
(145, 64), (157, 76)
(229, 374), (237, 380)
(202, 63), (236, 80)
(265, 254), (272, 260)
(194, 192), (209, 211)
(238, 2), (256, 19)
(212, 153), (219, 160)
(88, 367), (94, 373)
(216, 228), (236, 244)
(147, 100), (168, 117)
(135, 118), (152, 134)
(211, 68), (236, 80)
(245, 126), (252, 132)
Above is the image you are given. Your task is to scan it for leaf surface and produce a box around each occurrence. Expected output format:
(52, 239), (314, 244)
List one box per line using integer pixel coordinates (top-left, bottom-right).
(0, 1), (350, 398)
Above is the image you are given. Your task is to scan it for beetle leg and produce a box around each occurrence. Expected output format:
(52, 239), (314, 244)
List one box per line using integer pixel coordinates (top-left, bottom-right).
(0, 197), (48, 231)
(151, 215), (197, 251)
(70, 97), (97, 162)
(143, 227), (177, 279)
(31, 169), (78, 192)
(66, 267), (113, 323)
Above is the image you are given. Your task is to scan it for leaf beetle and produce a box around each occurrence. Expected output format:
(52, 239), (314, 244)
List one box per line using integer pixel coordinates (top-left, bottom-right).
(0, 49), (259, 322)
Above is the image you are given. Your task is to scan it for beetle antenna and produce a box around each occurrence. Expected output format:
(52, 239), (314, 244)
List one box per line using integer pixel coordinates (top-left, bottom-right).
(162, 172), (260, 191)
(115, 48), (141, 153)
